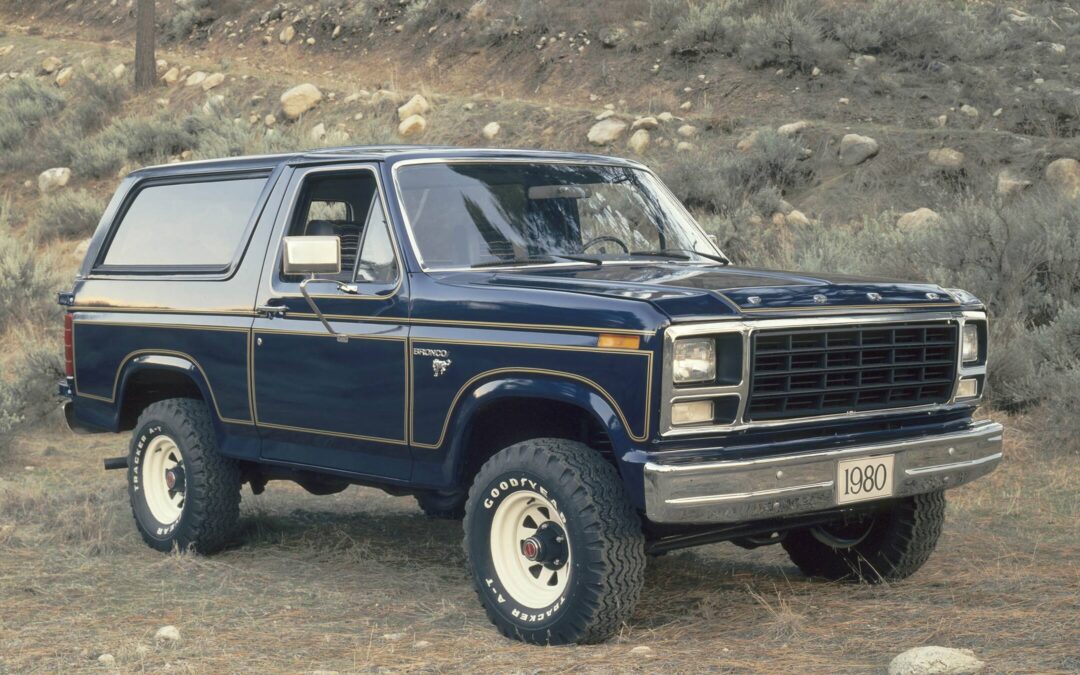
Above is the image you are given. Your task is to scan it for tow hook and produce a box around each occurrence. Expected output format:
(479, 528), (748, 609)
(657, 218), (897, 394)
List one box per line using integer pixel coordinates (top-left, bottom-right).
(103, 456), (129, 471)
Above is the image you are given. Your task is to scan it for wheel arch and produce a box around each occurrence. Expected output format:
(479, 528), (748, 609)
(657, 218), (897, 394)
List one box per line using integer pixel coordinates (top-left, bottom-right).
(116, 354), (216, 431)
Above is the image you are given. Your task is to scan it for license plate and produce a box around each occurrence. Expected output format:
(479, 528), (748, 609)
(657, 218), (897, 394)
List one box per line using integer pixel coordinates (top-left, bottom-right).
(836, 454), (895, 505)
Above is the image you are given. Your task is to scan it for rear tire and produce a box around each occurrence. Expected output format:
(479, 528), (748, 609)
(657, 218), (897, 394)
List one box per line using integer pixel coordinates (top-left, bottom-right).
(415, 490), (467, 519)
(782, 491), (946, 582)
(127, 398), (241, 554)
(463, 438), (645, 645)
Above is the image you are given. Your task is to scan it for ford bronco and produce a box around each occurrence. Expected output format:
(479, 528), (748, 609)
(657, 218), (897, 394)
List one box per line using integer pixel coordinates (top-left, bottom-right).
(60, 147), (1002, 645)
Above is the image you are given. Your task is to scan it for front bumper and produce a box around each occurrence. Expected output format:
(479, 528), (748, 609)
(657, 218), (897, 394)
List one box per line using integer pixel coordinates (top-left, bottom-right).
(643, 420), (1003, 524)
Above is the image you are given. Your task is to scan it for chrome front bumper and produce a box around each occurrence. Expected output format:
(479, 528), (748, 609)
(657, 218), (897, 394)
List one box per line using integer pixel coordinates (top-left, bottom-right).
(643, 421), (1003, 524)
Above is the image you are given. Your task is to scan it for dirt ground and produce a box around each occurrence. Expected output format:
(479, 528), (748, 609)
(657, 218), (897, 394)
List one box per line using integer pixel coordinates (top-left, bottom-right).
(0, 415), (1076, 674)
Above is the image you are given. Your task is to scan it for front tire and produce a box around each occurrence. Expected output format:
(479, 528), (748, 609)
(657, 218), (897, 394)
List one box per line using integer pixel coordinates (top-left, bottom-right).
(463, 439), (645, 645)
(781, 491), (946, 582)
(127, 398), (241, 554)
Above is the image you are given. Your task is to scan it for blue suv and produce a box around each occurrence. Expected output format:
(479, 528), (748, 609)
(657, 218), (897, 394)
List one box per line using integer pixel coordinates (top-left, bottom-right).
(60, 146), (1002, 644)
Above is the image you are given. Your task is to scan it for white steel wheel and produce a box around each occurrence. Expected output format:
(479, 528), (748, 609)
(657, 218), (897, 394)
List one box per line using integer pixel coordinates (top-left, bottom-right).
(141, 435), (186, 524)
(489, 489), (571, 609)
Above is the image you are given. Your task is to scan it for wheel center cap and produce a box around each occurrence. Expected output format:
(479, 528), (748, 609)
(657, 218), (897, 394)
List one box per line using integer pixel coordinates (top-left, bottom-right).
(165, 470), (177, 490)
(521, 537), (541, 561)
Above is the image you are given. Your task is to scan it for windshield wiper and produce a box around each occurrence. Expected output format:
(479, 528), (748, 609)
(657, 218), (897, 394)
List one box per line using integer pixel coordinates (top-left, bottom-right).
(555, 254), (603, 266)
(470, 256), (558, 268)
(630, 248), (729, 264)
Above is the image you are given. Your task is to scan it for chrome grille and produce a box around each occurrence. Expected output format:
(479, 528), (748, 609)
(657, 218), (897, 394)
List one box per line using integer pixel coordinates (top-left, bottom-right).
(747, 322), (958, 421)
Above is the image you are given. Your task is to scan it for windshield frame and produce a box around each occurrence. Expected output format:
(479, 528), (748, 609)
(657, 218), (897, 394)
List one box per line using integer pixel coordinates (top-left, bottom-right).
(389, 157), (727, 272)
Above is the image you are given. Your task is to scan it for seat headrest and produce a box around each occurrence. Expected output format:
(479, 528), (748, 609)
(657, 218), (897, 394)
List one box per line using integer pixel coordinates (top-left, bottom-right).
(305, 220), (337, 237)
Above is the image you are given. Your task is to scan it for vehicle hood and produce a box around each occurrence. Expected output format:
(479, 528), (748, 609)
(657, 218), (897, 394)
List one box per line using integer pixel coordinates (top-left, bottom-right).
(452, 263), (966, 321)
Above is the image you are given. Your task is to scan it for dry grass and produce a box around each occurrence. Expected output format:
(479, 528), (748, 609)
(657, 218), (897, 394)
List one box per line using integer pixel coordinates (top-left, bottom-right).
(0, 417), (1076, 673)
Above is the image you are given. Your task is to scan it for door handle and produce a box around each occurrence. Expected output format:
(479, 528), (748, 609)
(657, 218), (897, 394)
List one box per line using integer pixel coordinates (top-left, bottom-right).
(256, 303), (287, 319)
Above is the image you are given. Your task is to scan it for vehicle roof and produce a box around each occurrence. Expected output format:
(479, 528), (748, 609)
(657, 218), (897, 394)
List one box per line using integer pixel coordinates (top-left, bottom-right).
(129, 145), (647, 179)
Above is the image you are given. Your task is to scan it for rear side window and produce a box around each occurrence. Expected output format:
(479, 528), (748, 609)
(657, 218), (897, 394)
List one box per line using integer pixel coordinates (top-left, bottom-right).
(101, 177), (267, 269)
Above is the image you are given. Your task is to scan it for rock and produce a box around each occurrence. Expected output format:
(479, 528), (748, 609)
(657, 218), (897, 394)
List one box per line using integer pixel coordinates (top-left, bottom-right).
(38, 167), (72, 193)
(959, 104), (979, 119)
(481, 121), (500, 140)
(332, 25), (342, 39)
(595, 110), (615, 121)
(55, 66), (74, 87)
(838, 97), (850, 105)
(306, 37), (316, 45)
(97, 653), (115, 666)
(897, 208), (942, 229)
(398, 114), (427, 137)
(466, 0), (488, 21)
(462, 101), (476, 111)
(201, 73), (225, 91)
(632, 116), (659, 131)
(280, 83), (323, 120)
(185, 71), (207, 87)
(933, 114), (948, 128)
(1045, 158), (1080, 200)
(370, 89), (402, 106)
(310, 123), (327, 142)
(202, 95), (225, 114)
(628, 129), (650, 154)
(155, 59), (168, 74)
(41, 56), (63, 74)
(736, 130), (759, 152)
(777, 120), (810, 136)
(657, 111), (674, 122)
(887, 646), (985, 675)
(599, 26), (626, 48)
(382, 632), (406, 641)
(161, 67), (180, 85)
(279, 25), (296, 44)
(677, 124), (698, 138)
(0, 45), (13, 57)
(413, 640), (432, 650)
(629, 646), (654, 657)
(154, 625), (181, 643)
(853, 54), (877, 68)
(397, 94), (430, 121)
(343, 93), (363, 104)
(587, 118), (627, 146)
(928, 148), (964, 170)
(771, 212), (787, 226)
(111, 64), (126, 80)
(838, 133), (879, 166)
(679, 101), (693, 111)
(996, 170), (1031, 197)
(785, 209), (811, 226)
(264, 114), (277, 127)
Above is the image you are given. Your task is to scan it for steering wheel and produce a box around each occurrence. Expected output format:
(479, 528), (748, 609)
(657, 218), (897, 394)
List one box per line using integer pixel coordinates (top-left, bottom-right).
(581, 236), (630, 254)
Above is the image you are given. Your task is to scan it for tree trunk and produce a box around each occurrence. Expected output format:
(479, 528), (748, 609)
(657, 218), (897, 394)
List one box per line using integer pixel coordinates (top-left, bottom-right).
(134, 0), (156, 90)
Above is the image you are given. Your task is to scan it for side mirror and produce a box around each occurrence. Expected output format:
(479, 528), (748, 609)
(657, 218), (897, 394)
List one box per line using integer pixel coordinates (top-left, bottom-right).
(282, 236), (341, 275)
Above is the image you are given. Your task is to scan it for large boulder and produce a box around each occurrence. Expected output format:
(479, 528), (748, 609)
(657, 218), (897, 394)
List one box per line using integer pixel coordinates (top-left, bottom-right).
(398, 114), (427, 137)
(1045, 157), (1080, 200)
(397, 94), (431, 122)
(280, 83), (323, 120)
(627, 129), (650, 154)
(481, 121), (500, 140)
(897, 208), (942, 229)
(38, 167), (72, 193)
(201, 73), (225, 91)
(928, 148), (965, 170)
(888, 646), (985, 675)
(631, 116), (659, 131)
(839, 134), (879, 165)
(185, 71), (208, 87)
(41, 56), (63, 74)
(777, 120), (810, 136)
(587, 118), (627, 146)
(161, 67), (180, 85)
(55, 66), (75, 87)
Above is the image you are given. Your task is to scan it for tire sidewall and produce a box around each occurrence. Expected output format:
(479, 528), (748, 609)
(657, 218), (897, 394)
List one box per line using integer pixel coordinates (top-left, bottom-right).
(466, 468), (584, 634)
(128, 416), (192, 549)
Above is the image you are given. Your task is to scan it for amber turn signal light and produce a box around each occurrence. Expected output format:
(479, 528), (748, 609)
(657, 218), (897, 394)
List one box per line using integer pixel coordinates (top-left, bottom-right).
(597, 334), (641, 350)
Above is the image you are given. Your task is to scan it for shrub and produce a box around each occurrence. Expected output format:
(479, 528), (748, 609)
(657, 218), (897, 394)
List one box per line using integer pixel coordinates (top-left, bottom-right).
(0, 78), (66, 151)
(0, 234), (64, 326)
(737, 1), (845, 74)
(30, 190), (106, 241)
(163, 0), (217, 42)
(670, 0), (741, 54)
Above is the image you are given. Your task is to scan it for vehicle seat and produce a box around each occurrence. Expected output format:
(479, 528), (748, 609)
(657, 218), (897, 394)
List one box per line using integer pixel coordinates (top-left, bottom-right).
(306, 220), (361, 275)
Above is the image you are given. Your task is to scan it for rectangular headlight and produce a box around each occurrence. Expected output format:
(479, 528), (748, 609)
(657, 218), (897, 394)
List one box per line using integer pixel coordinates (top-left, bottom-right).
(673, 338), (716, 384)
(961, 324), (979, 363)
(671, 400), (714, 425)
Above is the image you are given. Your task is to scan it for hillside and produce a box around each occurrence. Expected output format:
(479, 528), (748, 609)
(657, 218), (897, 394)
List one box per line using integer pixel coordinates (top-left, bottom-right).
(0, 1), (1078, 671)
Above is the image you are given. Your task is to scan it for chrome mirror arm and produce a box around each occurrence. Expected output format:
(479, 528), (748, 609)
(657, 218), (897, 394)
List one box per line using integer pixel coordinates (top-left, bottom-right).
(299, 276), (359, 342)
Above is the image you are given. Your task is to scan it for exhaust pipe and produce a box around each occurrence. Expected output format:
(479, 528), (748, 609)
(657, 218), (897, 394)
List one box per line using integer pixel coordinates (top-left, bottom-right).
(103, 456), (128, 471)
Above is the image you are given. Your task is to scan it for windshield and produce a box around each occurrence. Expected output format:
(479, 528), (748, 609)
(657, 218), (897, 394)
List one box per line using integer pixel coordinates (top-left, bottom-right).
(395, 162), (724, 269)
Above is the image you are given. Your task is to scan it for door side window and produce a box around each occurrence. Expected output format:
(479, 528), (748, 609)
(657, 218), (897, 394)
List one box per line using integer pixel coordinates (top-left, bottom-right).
(355, 196), (398, 284)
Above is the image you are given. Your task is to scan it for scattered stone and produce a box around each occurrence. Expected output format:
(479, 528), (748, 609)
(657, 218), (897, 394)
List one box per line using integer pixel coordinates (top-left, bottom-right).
(629, 646), (654, 657)
(587, 118), (627, 146)
(310, 123), (327, 142)
(631, 116), (659, 131)
(838, 97), (850, 105)
(396, 95), (430, 122)
(0, 45), (13, 57)
(264, 114), (277, 127)
(306, 37), (316, 46)
(41, 56), (63, 74)
(657, 111), (674, 122)
(398, 114), (427, 137)
(996, 170), (1031, 197)
(679, 101), (693, 111)
(161, 67), (180, 85)
(110, 64), (126, 80)
(897, 208), (942, 229)
(201, 73), (225, 91)
(353, 112), (364, 121)
(595, 109), (615, 121)
(777, 120), (810, 136)
(785, 209), (811, 227)
(853, 54), (877, 68)
(628, 129), (650, 154)
(382, 632), (406, 641)
(811, 66), (822, 77)
(887, 646), (985, 675)
(933, 114), (948, 128)
(1045, 157), (1080, 200)
(55, 66), (74, 87)
(736, 130), (760, 152)
(332, 25), (342, 39)
(677, 124), (697, 138)
(154, 625), (181, 643)
(771, 212), (787, 226)
(838, 133), (879, 166)
(466, 0), (488, 21)
(928, 148), (965, 170)
(959, 104), (979, 119)
(279, 25), (296, 44)
(343, 93), (362, 104)
(155, 58), (168, 74)
(481, 121), (500, 140)
(97, 653), (115, 666)
(185, 71), (208, 87)
(280, 83), (323, 120)
(413, 640), (432, 650)
(38, 167), (72, 193)
(599, 26), (626, 48)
